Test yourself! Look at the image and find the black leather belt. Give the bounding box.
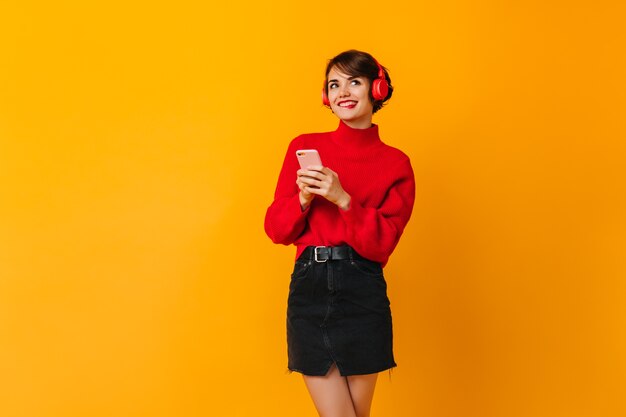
[299,245,369,263]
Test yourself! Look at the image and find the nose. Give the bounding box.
[338,83,350,97]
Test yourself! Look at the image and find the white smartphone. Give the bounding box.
[296,149,323,169]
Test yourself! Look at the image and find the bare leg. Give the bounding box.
[346,372,378,417]
[302,363,357,417]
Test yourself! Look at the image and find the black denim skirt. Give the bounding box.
[287,246,396,376]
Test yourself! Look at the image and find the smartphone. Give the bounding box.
[296,149,323,169]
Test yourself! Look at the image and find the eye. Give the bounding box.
[329,82,338,89]
[351,79,361,85]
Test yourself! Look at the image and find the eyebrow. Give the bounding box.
[327,76,360,84]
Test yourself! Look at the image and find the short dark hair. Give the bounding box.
[324,49,393,114]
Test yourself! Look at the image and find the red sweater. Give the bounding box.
[265,120,415,266]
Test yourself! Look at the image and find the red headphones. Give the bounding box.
[322,58,389,106]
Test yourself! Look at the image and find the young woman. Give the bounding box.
[265,50,415,417]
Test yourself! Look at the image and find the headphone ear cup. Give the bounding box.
[322,88,330,106]
[371,78,389,101]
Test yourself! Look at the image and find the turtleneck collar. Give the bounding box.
[331,120,382,149]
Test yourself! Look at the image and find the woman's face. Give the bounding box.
[327,67,374,129]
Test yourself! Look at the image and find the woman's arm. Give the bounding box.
[339,158,416,263]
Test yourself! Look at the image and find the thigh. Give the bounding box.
[346,373,378,417]
[302,363,356,417]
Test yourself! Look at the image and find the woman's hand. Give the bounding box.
[296,169,315,210]
[296,165,351,211]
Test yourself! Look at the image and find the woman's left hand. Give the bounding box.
[297,165,351,211]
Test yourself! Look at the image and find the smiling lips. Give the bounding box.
[338,100,357,109]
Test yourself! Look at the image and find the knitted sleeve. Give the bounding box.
[339,157,415,264]
[264,137,310,245]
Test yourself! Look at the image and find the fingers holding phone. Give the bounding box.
[295,150,351,211]
[309,167,351,210]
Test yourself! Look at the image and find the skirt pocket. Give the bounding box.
[349,258,383,277]
[291,260,313,280]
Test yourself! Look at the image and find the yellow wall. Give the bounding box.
[1,1,625,416]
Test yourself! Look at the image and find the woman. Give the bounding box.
[264,50,415,417]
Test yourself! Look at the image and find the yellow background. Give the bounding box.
[1,1,625,416]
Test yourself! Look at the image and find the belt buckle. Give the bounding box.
[314,246,328,263]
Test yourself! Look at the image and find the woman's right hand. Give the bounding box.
[296,167,319,210]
